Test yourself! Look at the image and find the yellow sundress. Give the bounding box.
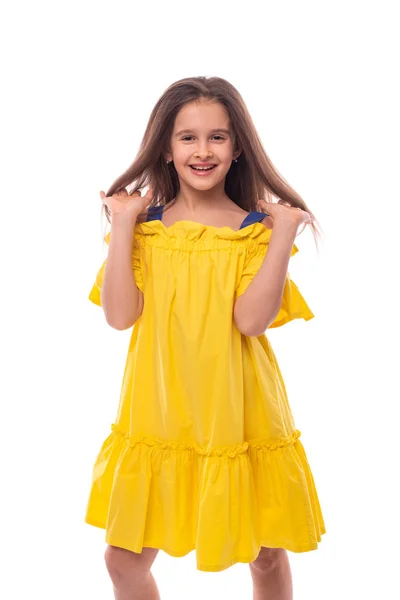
[85,207,326,572]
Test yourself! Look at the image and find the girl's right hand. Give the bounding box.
[100,187,154,221]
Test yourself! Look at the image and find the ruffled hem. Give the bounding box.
[267,276,315,328]
[109,423,301,456]
[85,424,326,572]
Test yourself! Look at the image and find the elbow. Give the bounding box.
[105,302,143,330]
[235,321,267,337]
[104,313,138,330]
[107,319,136,331]
[233,308,266,337]
[101,289,143,330]
[233,298,278,337]
[102,305,141,330]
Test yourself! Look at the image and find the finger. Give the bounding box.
[303,212,314,224]
[256,199,268,209]
[113,188,129,197]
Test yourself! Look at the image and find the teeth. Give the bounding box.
[192,166,214,170]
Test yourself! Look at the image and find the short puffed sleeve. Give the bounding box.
[88,231,144,307]
[235,242,314,328]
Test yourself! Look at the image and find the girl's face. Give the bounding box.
[166,99,241,191]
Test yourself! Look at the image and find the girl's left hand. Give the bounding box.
[256,198,314,229]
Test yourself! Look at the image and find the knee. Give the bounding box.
[104,545,133,583]
[104,545,158,585]
[249,546,286,575]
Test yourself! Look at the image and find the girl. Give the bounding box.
[85,76,325,600]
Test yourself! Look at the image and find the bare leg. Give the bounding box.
[249,547,293,600]
[104,545,161,600]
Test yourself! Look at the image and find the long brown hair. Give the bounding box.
[102,76,321,245]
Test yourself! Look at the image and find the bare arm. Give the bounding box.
[101,214,143,330]
[233,222,298,336]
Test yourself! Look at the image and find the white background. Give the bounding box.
[1,1,399,598]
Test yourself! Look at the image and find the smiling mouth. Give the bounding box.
[189,165,217,171]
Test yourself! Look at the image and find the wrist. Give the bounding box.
[111,213,138,229]
[271,220,299,238]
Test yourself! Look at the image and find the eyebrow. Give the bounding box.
[174,128,231,137]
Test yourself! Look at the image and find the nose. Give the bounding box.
[194,141,213,158]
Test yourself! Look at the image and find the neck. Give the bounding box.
[173,181,233,215]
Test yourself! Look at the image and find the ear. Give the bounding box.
[233,146,242,161]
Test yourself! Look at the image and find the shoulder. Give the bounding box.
[234,206,273,230]
[242,210,273,230]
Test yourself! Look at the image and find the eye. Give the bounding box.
[181,135,225,141]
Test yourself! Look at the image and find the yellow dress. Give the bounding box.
[85,211,326,572]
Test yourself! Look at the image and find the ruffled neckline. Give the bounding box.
[134,218,274,242]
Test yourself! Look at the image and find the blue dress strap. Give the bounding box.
[146,204,164,222]
[239,210,268,229]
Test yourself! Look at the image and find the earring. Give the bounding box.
[234,159,238,163]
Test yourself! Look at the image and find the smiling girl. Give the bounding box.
[85,76,325,600]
